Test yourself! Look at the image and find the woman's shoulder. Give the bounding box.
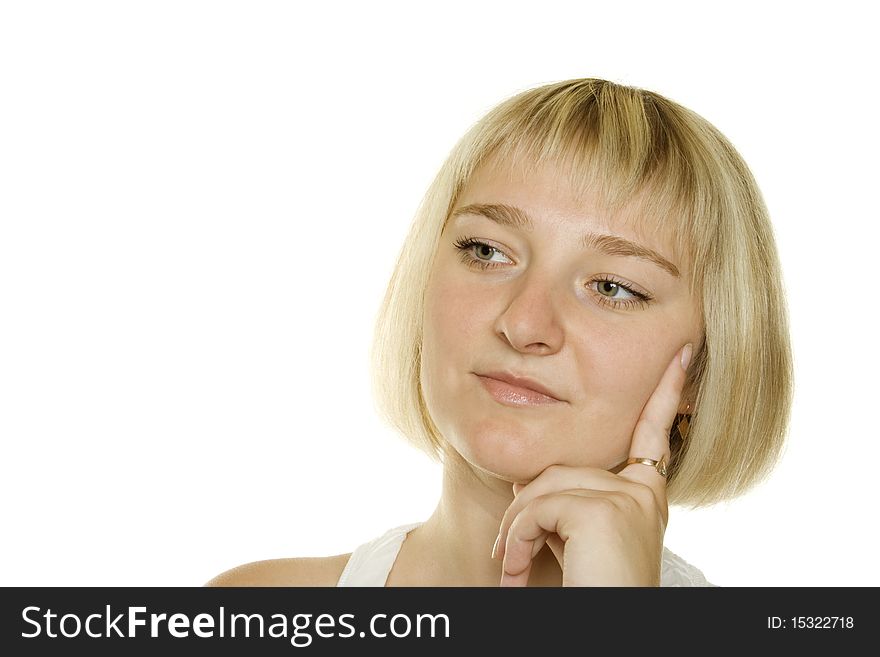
[205,552,353,587]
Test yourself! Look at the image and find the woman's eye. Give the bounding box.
[591,279,651,310]
[451,236,653,310]
[452,237,512,270]
[595,280,636,301]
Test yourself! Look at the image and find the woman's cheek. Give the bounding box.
[610,342,671,408]
[435,277,491,339]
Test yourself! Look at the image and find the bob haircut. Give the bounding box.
[370,78,793,509]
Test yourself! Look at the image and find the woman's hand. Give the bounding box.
[492,342,693,587]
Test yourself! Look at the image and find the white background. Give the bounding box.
[1,1,877,587]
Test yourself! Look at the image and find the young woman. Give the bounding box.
[207,78,793,587]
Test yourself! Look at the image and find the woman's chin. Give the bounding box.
[445,422,625,481]
[450,427,554,482]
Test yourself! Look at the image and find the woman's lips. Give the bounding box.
[475,374,564,407]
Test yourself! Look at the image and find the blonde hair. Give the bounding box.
[369,78,793,509]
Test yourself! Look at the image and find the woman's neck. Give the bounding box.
[386,452,563,587]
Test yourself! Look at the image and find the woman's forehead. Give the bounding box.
[456,152,682,264]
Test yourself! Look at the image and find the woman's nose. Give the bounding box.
[492,273,565,354]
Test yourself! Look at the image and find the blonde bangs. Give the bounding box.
[448,80,725,303]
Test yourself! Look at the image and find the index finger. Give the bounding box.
[619,342,693,490]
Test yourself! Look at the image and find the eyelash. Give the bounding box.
[452,236,654,310]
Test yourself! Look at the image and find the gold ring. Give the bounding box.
[625,456,668,477]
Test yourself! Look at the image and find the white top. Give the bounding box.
[337,522,717,587]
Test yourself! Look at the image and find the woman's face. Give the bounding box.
[419,154,704,483]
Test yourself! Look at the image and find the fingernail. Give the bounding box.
[681,343,693,372]
[491,533,501,560]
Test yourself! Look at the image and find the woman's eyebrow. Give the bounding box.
[450,202,680,278]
